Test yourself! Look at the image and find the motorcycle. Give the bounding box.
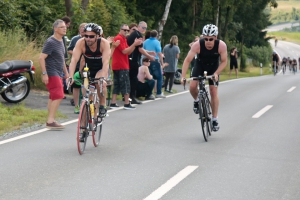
[0,60,35,103]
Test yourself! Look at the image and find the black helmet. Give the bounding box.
[84,23,102,35]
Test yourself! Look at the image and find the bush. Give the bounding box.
[245,45,272,67]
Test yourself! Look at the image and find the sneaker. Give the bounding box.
[70,99,75,106]
[110,103,119,108]
[124,103,136,110]
[165,89,169,93]
[212,120,220,132]
[74,105,80,114]
[145,94,155,100]
[156,94,166,98]
[168,90,174,93]
[98,106,107,118]
[46,121,64,129]
[193,101,199,114]
[79,131,86,142]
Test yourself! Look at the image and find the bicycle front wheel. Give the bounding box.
[92,117,102,147]
[204,92,212,136]
[77,101,89,155]
[199,98,209,142]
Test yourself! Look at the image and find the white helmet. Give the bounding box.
[202,24,218,36]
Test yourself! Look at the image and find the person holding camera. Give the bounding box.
[229,47,238,78]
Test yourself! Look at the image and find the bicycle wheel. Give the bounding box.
[204,92,212,136]
[77,101,89,155]
[198,97,209,142]
[92,117,102,147]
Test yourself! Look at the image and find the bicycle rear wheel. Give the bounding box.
[92,117,102,147]
[199,98,209,142]
[77,101,89,155]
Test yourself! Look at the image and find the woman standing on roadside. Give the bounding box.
[163,35,180,93]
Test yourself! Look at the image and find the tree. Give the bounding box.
[157,0,172,41]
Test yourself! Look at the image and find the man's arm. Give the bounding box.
[181,42,199,81]
[122,38,142,55]
[100,39,111,79]
[139,47,155,61]
[214,40,228,81]
[69,38,84,78]
[39,53,49,84]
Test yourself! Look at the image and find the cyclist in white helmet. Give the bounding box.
[181,24,227,132]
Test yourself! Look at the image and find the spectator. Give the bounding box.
[136,57,155,100]
[110,24,143,110]
[67,23,87,113]
[229,47,238,78]
[39,19,69,129]
[143,30,167,98]
[129,23,138,35]
[163,35,180,93]
[127,21,154,104]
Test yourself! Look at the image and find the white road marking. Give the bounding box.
[143,165,198,200]
[287,86,296,92]
[252,105,273,118]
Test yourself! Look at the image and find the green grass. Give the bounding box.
[267,31,300,44]
[0,103,66,136]
[268,0,300,24]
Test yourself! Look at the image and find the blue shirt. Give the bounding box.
[143,38,162,60]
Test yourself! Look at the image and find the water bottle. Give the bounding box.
[90,101,94,117]
[83,64,89,89]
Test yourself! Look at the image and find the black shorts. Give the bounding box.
[191,65,219,86]
[230,62,238,69]
[112,70,130,95]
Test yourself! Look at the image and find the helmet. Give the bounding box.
[73,71,82,86]
[84,23,102,35]
[174,69,182,84]
[202,24,218,36]
[272,51,276,54]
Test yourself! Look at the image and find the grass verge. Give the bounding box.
[268,31,300,44]
[0,103,66,136]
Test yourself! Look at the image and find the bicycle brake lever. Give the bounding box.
[183,78,186,90]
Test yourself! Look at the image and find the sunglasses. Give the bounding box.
[204,38,214,41]
[84,34,96,38]
[142,27,147,30]
[143,60,150,62]
[122,29,130,32]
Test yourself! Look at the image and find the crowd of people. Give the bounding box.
[39,16,226,132]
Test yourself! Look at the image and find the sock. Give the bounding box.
[194,98,199,102]
[212,117,218,121]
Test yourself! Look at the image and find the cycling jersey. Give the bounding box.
[82,38,103,77]
[272,54,279,62]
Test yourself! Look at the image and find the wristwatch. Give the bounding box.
[42,71,47,75]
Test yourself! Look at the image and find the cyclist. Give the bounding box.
[68,23,111,118]
[288,57,292,71]
[181,24,228,132]
[292,58,297,73]
[271,51,279,74]
[281,56,287,73]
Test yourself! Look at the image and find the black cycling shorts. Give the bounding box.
[191,65,219,86]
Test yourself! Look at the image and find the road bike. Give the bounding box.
[184,71,215,142]
[68,68,106,155]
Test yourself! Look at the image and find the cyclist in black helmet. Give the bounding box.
[68,23,110,118]
[181,24,228,132]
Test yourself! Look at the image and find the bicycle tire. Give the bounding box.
[77,101,89,155]
[92,117,102,147]
[204,91,212,136]
[199,97,209,142]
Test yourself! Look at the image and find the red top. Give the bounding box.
[112,34,129,70]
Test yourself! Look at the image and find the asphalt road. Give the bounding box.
[1,70,300,200]
[264,22,299,32]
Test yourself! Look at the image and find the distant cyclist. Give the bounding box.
[68,23,111,118]
[292,58,297,73]
[281,57,287,73]
[181,24,228,132]
[271,51,279,73]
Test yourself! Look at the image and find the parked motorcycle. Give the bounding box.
[0,60,35,103]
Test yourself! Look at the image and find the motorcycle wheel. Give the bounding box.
[1,79,31,103]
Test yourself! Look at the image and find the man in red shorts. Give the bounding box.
[39,19,69,129]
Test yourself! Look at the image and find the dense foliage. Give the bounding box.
[0,0,279,68]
